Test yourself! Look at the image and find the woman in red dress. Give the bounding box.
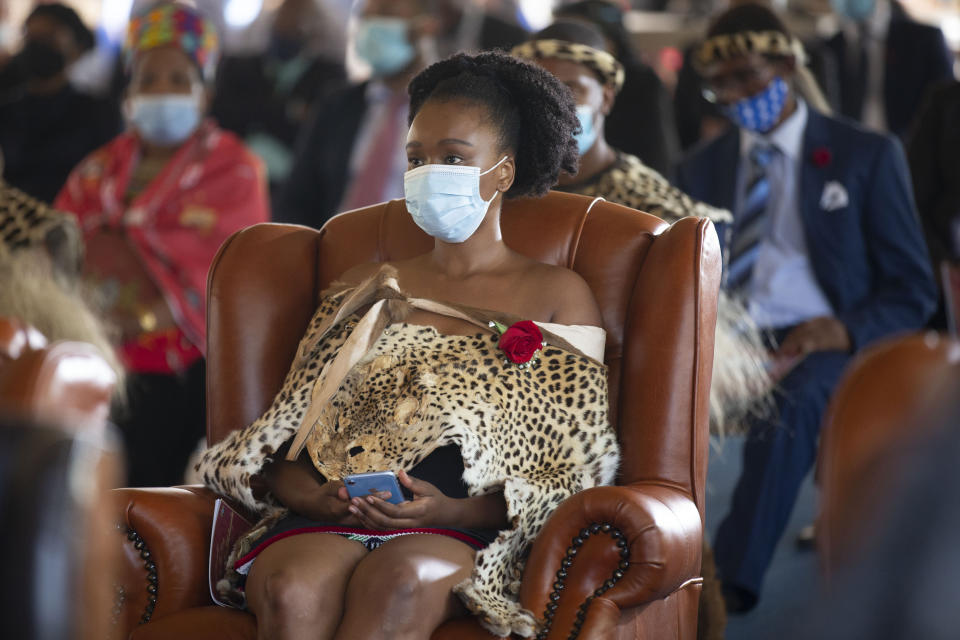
[55,3,269,486]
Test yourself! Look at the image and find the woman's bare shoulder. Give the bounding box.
[524,261,602,327]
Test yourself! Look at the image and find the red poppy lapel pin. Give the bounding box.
[811,147,832,168]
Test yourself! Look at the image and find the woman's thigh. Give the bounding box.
[336,535,476,639]
[245,532,367,618]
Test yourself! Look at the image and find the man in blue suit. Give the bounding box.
[677,4,937,613]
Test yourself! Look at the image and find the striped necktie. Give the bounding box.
[725,144,776,294]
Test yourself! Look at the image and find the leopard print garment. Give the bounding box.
[560,152,771,435]
[197,275,619,637]
[558,151,732,226]
[0,179,83,275]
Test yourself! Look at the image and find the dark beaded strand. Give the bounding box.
[111,524,159,625]
[535,523,630,640]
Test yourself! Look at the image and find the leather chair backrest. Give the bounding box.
[818,332,960,573]
[206,191,720,517]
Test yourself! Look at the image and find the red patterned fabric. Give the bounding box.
[55,120,269,372]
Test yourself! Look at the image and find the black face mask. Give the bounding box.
[17,40,67,79]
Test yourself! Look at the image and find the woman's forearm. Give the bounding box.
[451,492,509,530]
[263,456,324,516]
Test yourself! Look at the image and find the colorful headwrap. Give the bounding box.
[512,39,625,94]
[124,3,219,81]
[692,30,806,73]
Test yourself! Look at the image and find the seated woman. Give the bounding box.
[197,52,620,639]
[54,3,269,487]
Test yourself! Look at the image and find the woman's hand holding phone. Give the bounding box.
[347,470,455,530]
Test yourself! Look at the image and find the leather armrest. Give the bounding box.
[113,485,219,634]
[519,483,702,636]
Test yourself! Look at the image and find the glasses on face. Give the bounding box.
[700,64,775,104]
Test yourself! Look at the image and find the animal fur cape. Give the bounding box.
[197,269,620,637]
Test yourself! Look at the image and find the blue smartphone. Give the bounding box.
[344,471,406,505]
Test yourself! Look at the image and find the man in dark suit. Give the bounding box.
[678,4,936,613]
[823,0,953,138]
[211,0,346,206]
[277,0,435,227]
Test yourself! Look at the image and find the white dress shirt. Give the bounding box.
[737,99,835,328]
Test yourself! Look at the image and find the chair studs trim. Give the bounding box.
[116,524,159,625]
[535,522,630,640]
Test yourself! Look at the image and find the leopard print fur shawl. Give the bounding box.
[197,271,620,637]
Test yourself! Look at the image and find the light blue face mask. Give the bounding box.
[574,104,600,155]
[128,94,201,146]
[830,0,876,21]
[720,76,789,134]
[404,156,509,243]
[355,17,415,77]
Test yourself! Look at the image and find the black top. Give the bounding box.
[0,85,121,203]
[211,54,346,151]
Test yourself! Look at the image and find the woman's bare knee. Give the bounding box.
[259,567,332,622]
[246,534,367,639]
[336,536,474,640]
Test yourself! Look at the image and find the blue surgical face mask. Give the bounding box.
[574,104,600,155]
[720,76,789,134]
[830,0,876,21]
[404,156,509,243]
[355,17,415,77]
[128,93,202,146]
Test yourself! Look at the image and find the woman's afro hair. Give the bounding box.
[407,51,580,199]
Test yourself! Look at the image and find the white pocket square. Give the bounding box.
[819,181,849,212]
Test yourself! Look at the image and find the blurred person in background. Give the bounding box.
[54,2,270,487]
[906,79,960,330]
[432,0,529,57]
[0,3,121,203]
[211,0,348,205]
[553,0,681,177]
[822,0,953,138]
[278,0,439,227]
[678,3,936,613]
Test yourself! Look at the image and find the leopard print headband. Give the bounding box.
[512,39,626,94]
[693,30,807,72]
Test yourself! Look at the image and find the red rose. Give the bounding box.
[498,320,544,364]
[811,147,832,168]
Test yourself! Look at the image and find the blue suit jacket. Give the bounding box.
[677,108,936,350]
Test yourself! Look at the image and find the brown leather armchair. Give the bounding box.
[112,191,720,640]
[0,316,117,432]
[817,332,960,576]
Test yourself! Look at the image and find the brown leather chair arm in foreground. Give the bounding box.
[521,484,702,638]
[112,486,219,634]
[0,316,116,431]
[816,332,960,577]
[111,192,720,640]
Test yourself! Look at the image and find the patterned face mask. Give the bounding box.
[720,76,789,134]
